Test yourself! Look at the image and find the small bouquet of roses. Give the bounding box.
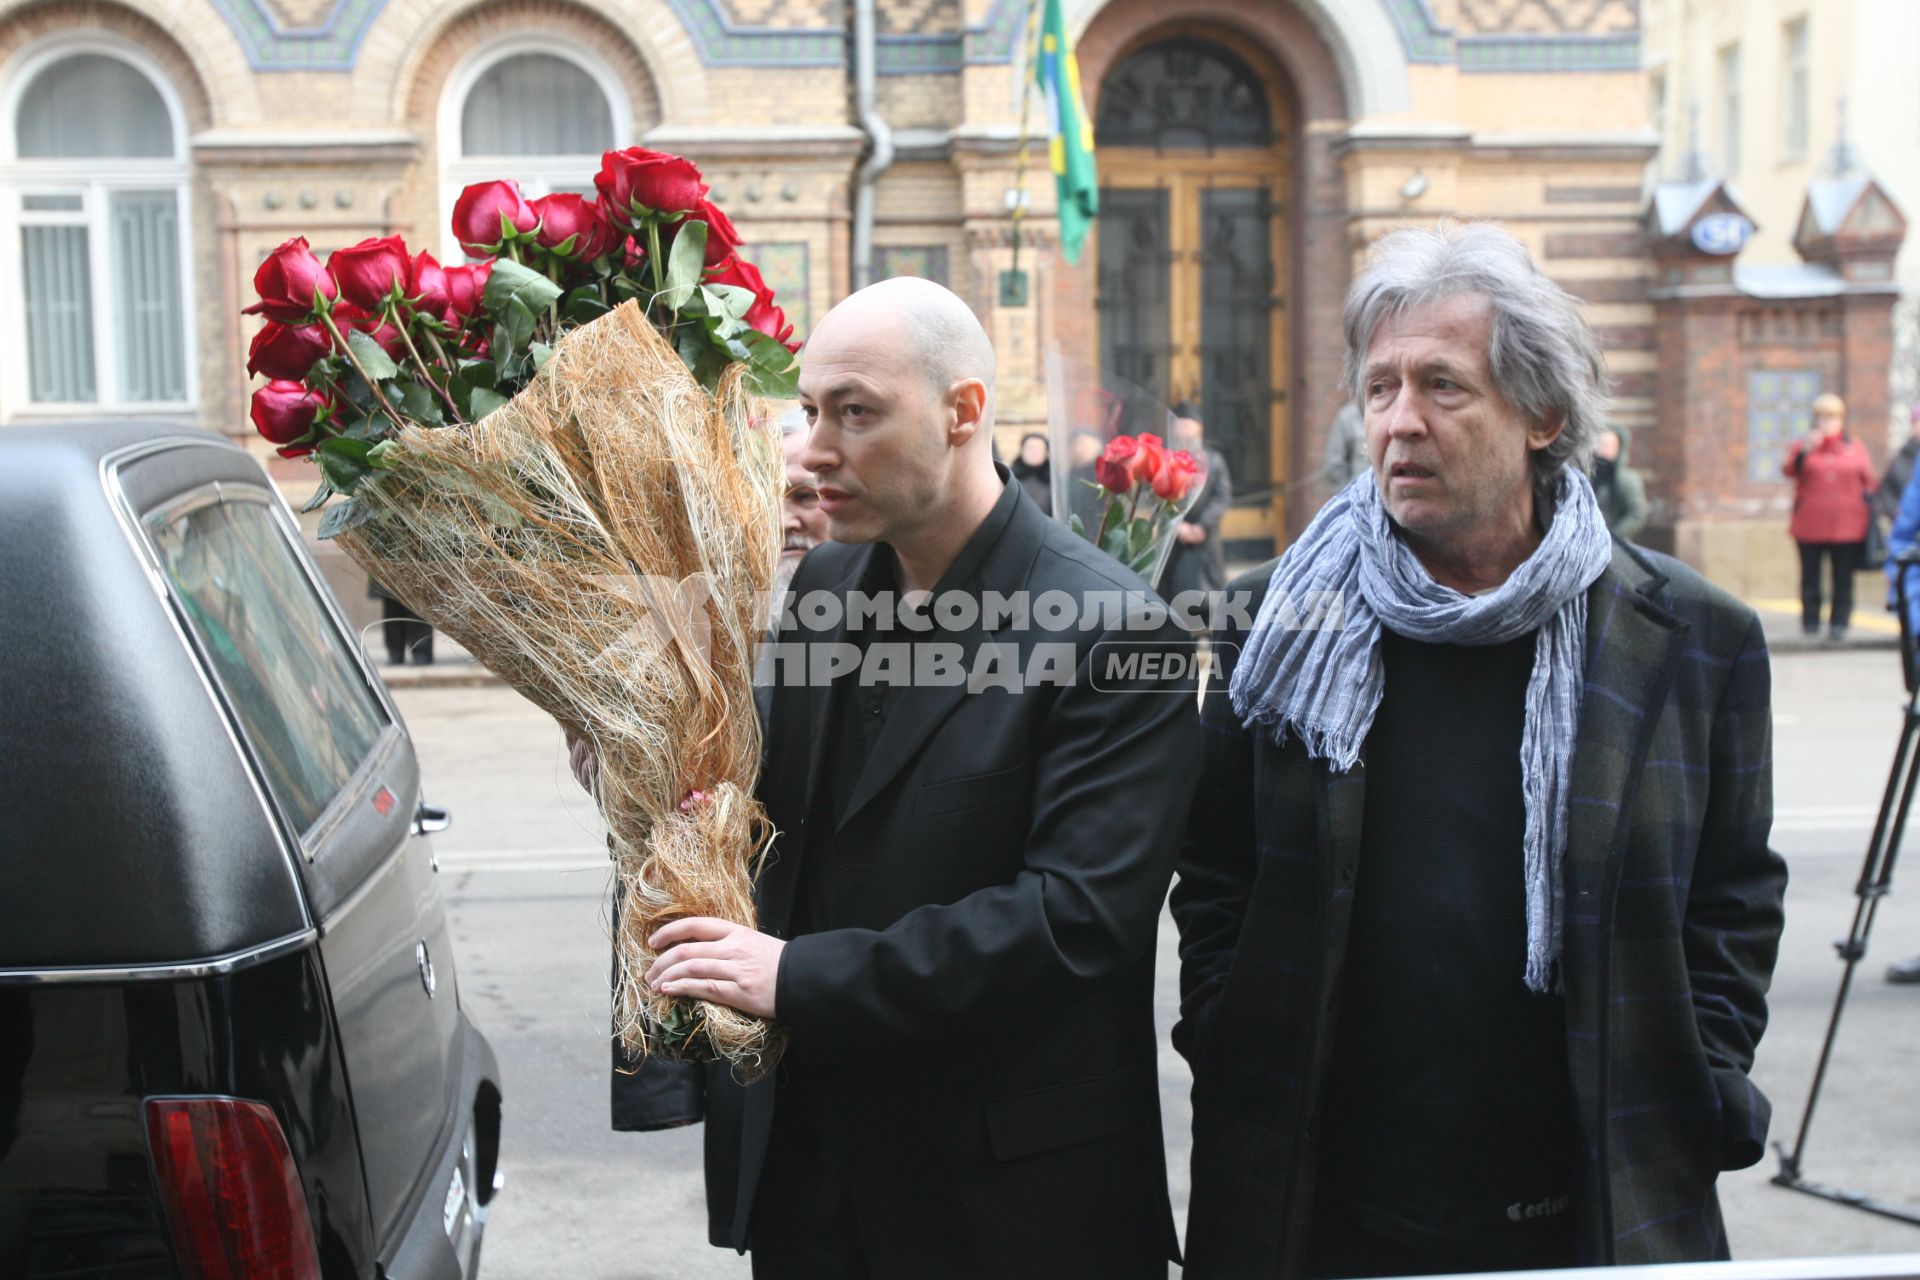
[1043,353,1208,589]
[1074,431,1206,584]
[242,148,799,1079]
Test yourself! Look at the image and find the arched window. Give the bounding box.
[440,43,629,260]
[2,43,193,410]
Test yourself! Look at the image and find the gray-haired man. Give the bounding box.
[1175,223,1786,1276]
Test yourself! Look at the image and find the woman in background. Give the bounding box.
[1783,393,1875,640]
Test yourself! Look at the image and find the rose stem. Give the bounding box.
[318,311,408,431]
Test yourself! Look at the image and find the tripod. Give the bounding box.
[1771,549,1920,1227]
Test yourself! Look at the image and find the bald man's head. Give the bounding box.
[809,276,996,420]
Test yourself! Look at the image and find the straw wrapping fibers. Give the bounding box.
[335,301,786,1080]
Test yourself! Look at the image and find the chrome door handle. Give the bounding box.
[412,803,451,836]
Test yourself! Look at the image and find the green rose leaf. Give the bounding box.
[300,481,331,513]
[317,449,371,494]
[346,329,399,381]
[366,439,400,470]
[484,256,564,324]
[395,380,444,424]
[530,342,554,373]
[317,495,373,540]
[468,386,509,421]
[706,283,756,322]
[659,219,707,309]
[565,294,612,326]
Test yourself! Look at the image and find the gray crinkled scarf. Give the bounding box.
[1229,467,1616,992]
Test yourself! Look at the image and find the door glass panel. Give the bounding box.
[1199,186,1272,495]
[145,498,387,834]
[1096,186,1172,407]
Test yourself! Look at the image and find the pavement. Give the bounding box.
[391,638,1920,1278]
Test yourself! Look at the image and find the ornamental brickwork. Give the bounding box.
[0,0,1907,592]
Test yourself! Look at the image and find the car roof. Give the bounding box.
[0,421,310,972]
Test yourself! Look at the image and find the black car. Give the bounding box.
[0,422,501,1278]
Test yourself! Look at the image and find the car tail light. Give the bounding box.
[144,1097,322,1280]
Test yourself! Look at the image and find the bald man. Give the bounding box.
[644,278,1200,1277]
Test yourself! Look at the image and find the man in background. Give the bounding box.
[1162,402,1232,608]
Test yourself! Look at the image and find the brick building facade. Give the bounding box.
[0,0,1905,585]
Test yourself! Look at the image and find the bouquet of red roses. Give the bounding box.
[242,148,798,1079]
[1079,431,1206,584]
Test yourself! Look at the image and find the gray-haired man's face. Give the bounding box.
[1361,294,1560,554]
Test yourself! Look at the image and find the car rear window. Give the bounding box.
[145,494,387,834]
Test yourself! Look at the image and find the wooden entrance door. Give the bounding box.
[1094,35,1291,551]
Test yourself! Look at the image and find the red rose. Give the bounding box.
[692,199,743,269]
[1133,432,1167,484]
[622,236,645,270]
[595,147,707,225]
[452,180,537,257]
[530,193,619,262]
[246,321,332,380]
[330,303,408,362]
[328,236,410,310]
[409,251,449,320]
[1095,436,1142,493]
[709,256,793,345]
[1153,449,1202,502]
[442,261,491,320]
[250,380,329,445]
[242,236,336,323]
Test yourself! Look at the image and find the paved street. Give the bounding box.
[396,639,1920,1279]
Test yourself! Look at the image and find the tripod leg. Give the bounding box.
[1777,689,1920,1178]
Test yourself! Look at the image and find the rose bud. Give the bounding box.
[1095,436,1143,494]
[708,256,793,345]
[442,261,492,320]
[452,179,538,257]
[246,321,332,381]
[242,236,337,323]
[1153,449,1202,502]
[531,193,619,262]
[622,236,646,270]
[594,147,707,225]
[692,199,743,269]
[250,380,329,445]
[409,251,449,319]
[328,235,411,311]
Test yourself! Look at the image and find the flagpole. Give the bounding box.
[1009,0,1042,281]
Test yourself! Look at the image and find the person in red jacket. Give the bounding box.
[1784,393,1877,639]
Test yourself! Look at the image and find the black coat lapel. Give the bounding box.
[835,499,1046,829]
[756,546,870,935]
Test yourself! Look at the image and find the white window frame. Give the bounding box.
[0,33,196,419]
[1781,17,1809,163]
[437,37,632,263]
[1718,42,1742,178]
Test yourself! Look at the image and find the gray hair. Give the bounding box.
[1342,222,1609,488]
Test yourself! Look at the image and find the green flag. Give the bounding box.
[1034,0,1098,263]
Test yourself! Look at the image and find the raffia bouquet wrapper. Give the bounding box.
[333,300,786,1080]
